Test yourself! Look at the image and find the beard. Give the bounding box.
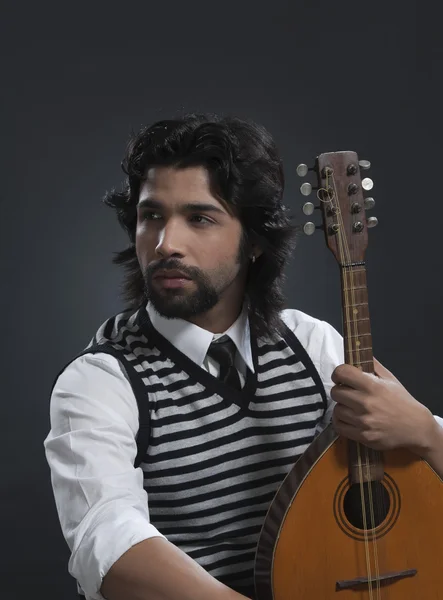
[142,257,236,320]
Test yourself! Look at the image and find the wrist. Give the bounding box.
[413,412,443,462]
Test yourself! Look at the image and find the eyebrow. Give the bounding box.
[137,198,227,216]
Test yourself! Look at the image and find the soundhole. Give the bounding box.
[343,482,390,530]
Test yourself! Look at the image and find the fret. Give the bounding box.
[343,302,368,308]
[352,360,373,365]
[344,317,370,324]
[342,268,366,273]
[346,348,372,362]
[343,285,366,291]
[344,350,373,357]
[348,332,372,339]
[343,328,372,344]
[342,293,369,304]
[346,348,373,356]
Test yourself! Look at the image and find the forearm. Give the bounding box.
[101,537,251,600]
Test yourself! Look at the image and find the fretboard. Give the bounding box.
[340,264,382,482]
[340,264,374,374]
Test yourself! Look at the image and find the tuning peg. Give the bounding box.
[303,222,324,235]
[296,163,309,177]
[362,178,374,191]
[302,201,317,215]
[364,197,375,210]
[367,216,378,228]
[359,160,371,170]
[300,182,313,196]
[303,222,316,235]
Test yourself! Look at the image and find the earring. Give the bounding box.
[251,255,256,264]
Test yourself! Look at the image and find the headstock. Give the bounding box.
[297,151,378,265]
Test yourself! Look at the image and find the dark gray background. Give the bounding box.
[1,1,438,598]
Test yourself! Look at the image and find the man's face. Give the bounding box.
[135,165,248,320]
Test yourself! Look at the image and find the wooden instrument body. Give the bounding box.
[255,424,443,599]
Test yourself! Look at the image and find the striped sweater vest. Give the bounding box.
[74,306,327,598]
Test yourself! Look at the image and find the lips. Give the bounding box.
[155,277,192,290]
[152,269,193,290]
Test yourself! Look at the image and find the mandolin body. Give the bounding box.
[254,425,443,599]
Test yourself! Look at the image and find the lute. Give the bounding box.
[254,151,443,599]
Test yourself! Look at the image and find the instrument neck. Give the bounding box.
[340,263,383,481]
[340,263,374,374]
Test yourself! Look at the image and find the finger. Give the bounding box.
[373,357,398,382]
[332,411,361,441]
[331,364,375,392]
[332,411,383,450]
[333,404,362,426]
[330,384,368,413]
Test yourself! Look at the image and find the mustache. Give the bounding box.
[145,259,200,280]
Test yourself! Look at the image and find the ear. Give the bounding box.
[250,244,263,260]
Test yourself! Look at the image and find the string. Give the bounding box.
[331,171,382,600]
[328,172,382,600]
[320,170,382,599]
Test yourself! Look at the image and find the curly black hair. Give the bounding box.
[104,113,298,339]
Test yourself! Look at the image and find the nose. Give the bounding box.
[155,220,185,259]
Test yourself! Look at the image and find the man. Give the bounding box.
[44,114,443,600]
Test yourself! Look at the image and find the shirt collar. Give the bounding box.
[146,302,254,373]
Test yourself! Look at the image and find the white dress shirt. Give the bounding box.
[149,300,255,387]
[44,305,443,599]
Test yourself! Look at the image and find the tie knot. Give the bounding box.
[207,335,237,368]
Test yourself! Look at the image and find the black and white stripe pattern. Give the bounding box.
[84,307,326,597]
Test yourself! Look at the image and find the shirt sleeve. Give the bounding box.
[280,309,344,433]
[314,319,345,431]
[44,353,165,600]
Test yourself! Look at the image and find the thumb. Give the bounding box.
[374,357,398,382]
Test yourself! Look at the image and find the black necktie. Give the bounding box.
[206,335,242,391]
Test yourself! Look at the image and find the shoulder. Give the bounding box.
[280,307,326,329]
[53,352,134,400]
[62,305,147,380]
[280,308,341,340]
[50,352,138,436]
[90,306,142,347]
[49,310,144,436]
[63,352,129,379]
[280,308,344,372]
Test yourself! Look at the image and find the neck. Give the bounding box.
[341,263,374,373]
[340,263,383,482]
[187,297,245,334]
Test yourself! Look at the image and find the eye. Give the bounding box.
[189,215,214,225]
[141,211,162,221]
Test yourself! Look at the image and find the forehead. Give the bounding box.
[140,166,212,199]
[138,165,235,216]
